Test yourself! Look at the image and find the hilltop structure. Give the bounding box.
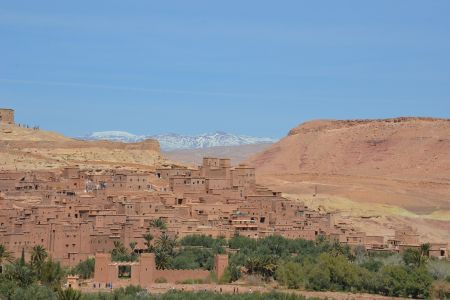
[0,108,14,125]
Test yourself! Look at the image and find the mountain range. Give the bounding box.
[82,131,276,151]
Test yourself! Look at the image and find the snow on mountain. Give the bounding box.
[83,131,146,143]
[82,131,276,151]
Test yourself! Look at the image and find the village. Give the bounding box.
[0,108,448,293]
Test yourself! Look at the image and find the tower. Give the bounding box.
[0,108,14,125]
[214,254,229,280]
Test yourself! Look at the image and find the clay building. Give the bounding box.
[94,253,228,287]
[0,108,14,125]
[0,156,448,270]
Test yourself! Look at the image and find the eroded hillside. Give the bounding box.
[248,117,450,242]
[0,124,167,171]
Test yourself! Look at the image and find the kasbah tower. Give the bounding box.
[0,108,15,125]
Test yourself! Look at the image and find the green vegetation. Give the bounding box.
[111,240,139,262]
[70,258,95,279]
[80,287,322,300]
[149,218,167,231]
[0,236,448,299]
[0,245,65,300]
[223,235,435,298]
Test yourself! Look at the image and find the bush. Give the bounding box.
[177,278,205,284]
[306,266,331,291]
[154,277,167,283]
[70,257,95,279]
[171,248,214,270]
[275,261,304,289]
[428,259,450,281]
[432,281,450,300]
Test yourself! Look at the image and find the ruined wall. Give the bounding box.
[0,109,14,124]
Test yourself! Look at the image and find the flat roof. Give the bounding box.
[0,108,14,111]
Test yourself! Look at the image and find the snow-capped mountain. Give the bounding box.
[82,131,276,151]
[83,131,146,143]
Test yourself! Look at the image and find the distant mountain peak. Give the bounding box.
[82,131,276,151]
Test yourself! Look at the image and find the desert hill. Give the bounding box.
[248,117,450,242]
[0,124,166,171]
[164,143,273,166]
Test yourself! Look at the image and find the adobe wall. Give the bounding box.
[0,109,14,125]
[94,252,219,287]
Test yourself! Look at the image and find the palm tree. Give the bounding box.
[129,241,137,252]
[245,256,260,274]
[31,245,48,275]
[0,244,13,265]
[154,248,170,270]
[19,247,26,266]
[156,232,176,255]
[150,218,167,230]
[57,288,81,300]
[111,241,129,261]
[143,233,154,253]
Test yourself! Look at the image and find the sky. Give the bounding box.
[1,1,450,138]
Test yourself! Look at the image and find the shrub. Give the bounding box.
[70,257,95,279]
[275,261,304,289]
[431,281,450,300]
[177,278,205,284]
[428,259,450,280]
[306,266,331,291]
[154,277,167,283]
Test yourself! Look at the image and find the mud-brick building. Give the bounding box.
[94,253,228,287]
[0,108,14,125]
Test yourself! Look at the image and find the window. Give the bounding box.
[118,265,131,278]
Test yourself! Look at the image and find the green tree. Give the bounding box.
[129,241,137,252]
[0,244,14,265]
[156,233,176,256]
[402,248,422,268]
[39,258,65,289]
[419,243,430,266]
[155,248,171,270]
[111,241,130,261]
[19,248,26,266]
[31,245,48,277]
[150,218,167,230]
[3,261,35,288]
[306,266,331,291]
[275,261,304,289]
[143,233,154,253]
[71,258,95,279]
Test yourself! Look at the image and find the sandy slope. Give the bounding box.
[0,124,166,171]
[248,117,450,241]
[164,143,273,166]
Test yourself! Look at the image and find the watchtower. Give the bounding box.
[0,108,14,125]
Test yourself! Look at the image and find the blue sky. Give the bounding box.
[1,1,449,138]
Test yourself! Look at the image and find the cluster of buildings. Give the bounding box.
[0,107,448,287]
[0,156,447,269]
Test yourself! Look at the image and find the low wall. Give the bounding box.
[154,269,210,283]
